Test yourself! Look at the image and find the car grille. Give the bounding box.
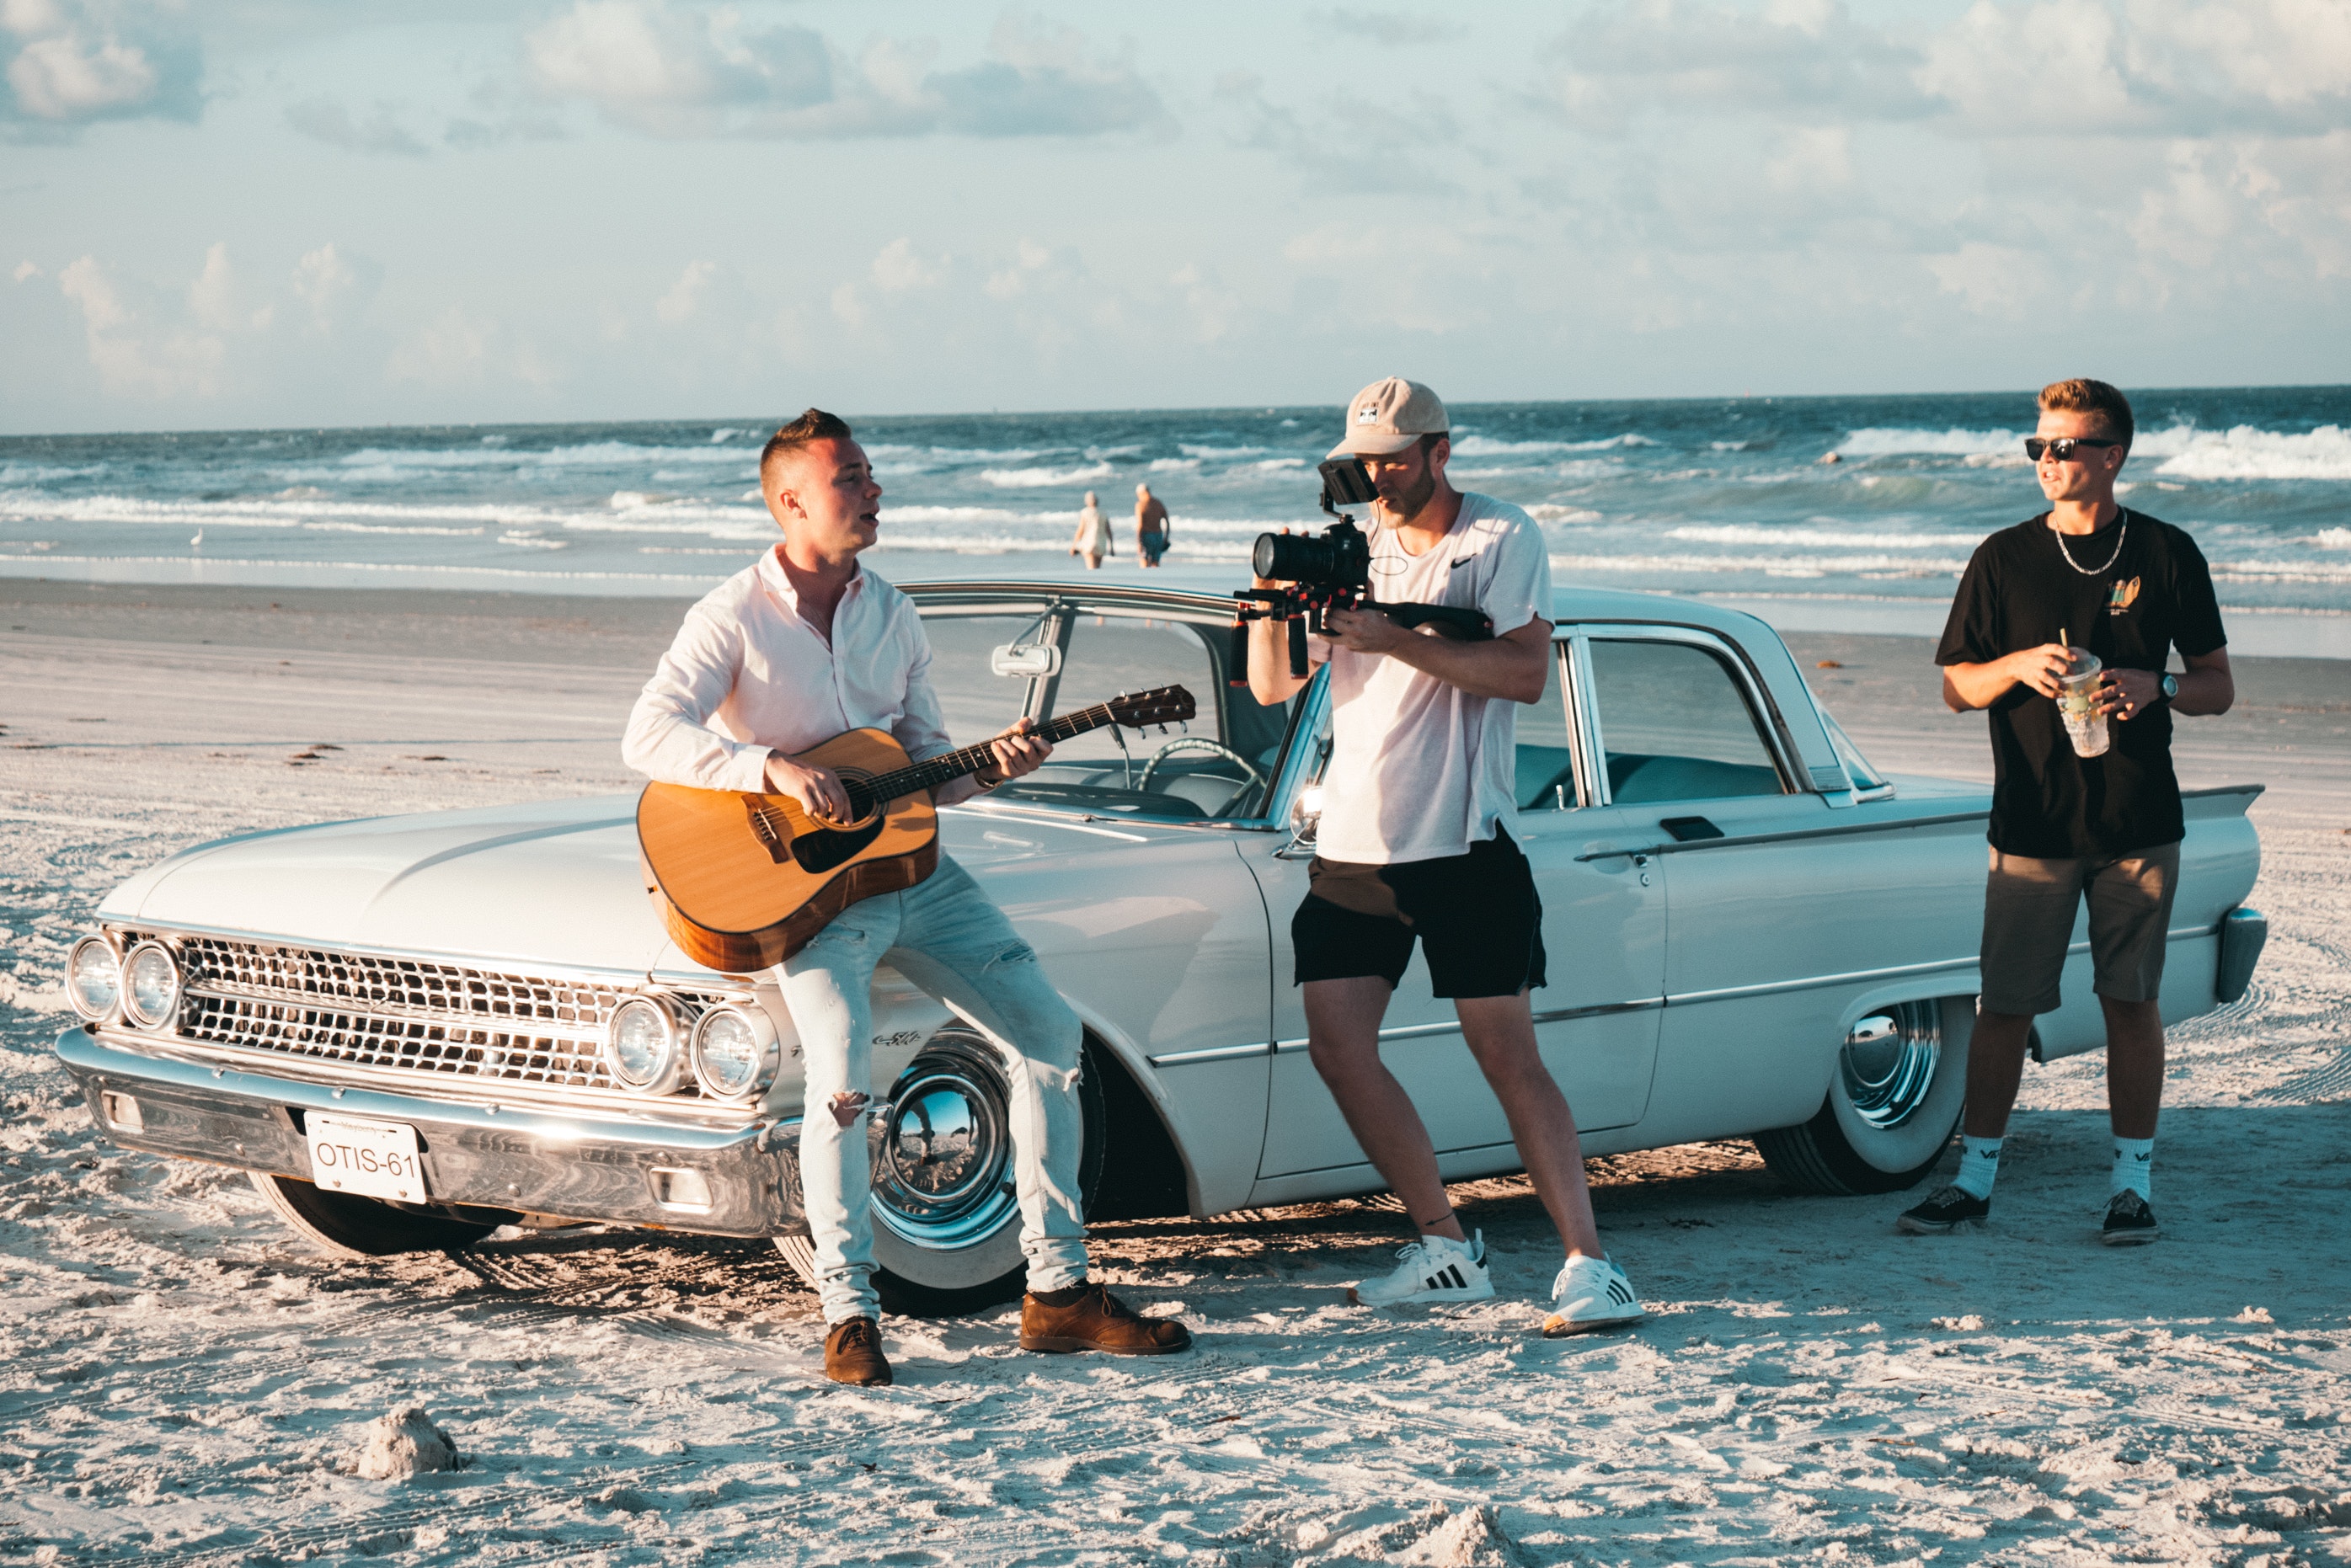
[157,933,731,1098]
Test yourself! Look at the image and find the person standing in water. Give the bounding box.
[1135,483,1171,568]
[1071,491,1111,569]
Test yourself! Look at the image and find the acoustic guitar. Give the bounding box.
[637,685,1198,973]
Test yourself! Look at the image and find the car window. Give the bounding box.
[1516,643,1578,810]
[1034,613,1286,820]
[1817,703,1888,793]
[1589,637,1786,803]
[919,614,1055,739]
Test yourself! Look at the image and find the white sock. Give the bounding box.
[1952,1136,2002,1200]
[2113,1137,2154,1199]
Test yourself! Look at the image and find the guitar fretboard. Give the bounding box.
[843,700,1125,814]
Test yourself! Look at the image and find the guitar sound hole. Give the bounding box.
[793,817,887,874]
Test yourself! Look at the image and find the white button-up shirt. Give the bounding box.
[622,547,952,793]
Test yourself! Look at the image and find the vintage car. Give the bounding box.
[55,579,2268,1311]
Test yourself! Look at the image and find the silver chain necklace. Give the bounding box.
[2053,507,2128,576]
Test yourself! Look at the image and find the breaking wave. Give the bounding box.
[1451,433,1654,456]
[2141,423,2351,481]
[979,463,1116,488]
[336,441,761,471]
[1835,426,2020,457]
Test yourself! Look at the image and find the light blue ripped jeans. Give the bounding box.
[778,854,1091,1325]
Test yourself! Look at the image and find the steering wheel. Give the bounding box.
[1135,737,1266,794]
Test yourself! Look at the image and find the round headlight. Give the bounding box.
[605,997,681,1092]
[692,1005,779,1102]
[121,941,181,1029]
[67,936,122,1021]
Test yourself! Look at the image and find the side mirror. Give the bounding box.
[990,643,1061,679]
[1274,784,1324,860]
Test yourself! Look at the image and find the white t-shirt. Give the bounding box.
[1308,492,1553,866]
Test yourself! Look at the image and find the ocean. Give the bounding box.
[4,386,2348,652]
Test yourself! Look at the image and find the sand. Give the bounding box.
[3,581,2348,1566]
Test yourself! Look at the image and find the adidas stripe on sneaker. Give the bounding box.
[1348,1230,1495,1307]
[1542,1254,1643,1336]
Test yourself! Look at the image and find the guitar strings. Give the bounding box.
[836,690,1178,818]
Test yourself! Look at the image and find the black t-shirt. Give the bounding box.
[1935,509,2225,859]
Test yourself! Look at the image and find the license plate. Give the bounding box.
[305,1112,428,1203]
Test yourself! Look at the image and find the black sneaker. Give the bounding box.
[1897,1185,1990,1234]
[2100,1190,2159,1246]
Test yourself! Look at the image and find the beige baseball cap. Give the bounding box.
[1327,376,1449,460]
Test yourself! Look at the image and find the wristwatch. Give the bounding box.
[2158,673,2178,705]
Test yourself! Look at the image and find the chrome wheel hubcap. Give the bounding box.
[869,1036,1018,1251]
[1840,1000,1942,1130]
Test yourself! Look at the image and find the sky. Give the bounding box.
[3,0,2348,434]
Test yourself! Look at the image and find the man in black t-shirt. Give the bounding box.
[1901,378,2234,1246]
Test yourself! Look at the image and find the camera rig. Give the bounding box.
[1229,456,1495,682]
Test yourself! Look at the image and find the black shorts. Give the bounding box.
[1292,833,1547,999]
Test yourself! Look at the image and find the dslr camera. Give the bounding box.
[1230,457,1493,681]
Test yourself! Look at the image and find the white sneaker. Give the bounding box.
[1347,1230,1494,1307]
[1542,1254,1643,1336]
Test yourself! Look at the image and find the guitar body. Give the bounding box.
[633,685,1196,976]
[637,728,939,974]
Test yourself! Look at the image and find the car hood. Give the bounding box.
[99,793,1122,977]
[104,795,671,973]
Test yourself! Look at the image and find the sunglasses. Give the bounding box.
[2025,436,2120,463]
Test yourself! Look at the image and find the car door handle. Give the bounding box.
[1659,816,1724,842]
[1574,845,1657,865]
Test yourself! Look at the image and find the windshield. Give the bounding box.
[919,605,1297,821]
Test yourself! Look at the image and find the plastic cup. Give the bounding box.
[2055,650,2109,758]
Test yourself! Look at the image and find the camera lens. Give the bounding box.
[1253,531,1317,582]
[1253,524,1368,588]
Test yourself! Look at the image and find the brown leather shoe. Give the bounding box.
[824,1316,892,1386]
[1019,1283,1192,1356]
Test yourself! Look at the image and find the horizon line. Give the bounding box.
[5,380,2348,444]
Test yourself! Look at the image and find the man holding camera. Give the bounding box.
[1246,376,1643,1335]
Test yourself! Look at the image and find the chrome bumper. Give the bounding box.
[55,1025,806,1238]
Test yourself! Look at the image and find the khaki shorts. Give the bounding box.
[1979,843,2181,1016]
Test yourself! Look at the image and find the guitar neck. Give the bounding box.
[847,701,1125,809]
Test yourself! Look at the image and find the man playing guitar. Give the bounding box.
[622,408,1191,1385]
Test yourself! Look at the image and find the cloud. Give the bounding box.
[523,3,1164,140]
[2,0,199,134]
[285,97,430,157]
[985,237,1055,301]
[13,259,38,282]
[1504,0,2351,323]
[870,237,945,293]
[1544,0,1924,136]
[1215,69,1460,194]
[525,0,830,134]
[923,14,1165,137]
[387,305,553,388]
[186,241,270,333]
[1924,241,2052,317]
[1918,0,2351,136]
[655,259,716,323]
[55,251,230,397]
[1542,0,2351,140]
[290,243,380,333]
[1306,9,1468,47]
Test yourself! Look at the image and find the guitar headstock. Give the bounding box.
[1109,684,1198,728]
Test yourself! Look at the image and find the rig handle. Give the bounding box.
[1287,616,1309,679]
